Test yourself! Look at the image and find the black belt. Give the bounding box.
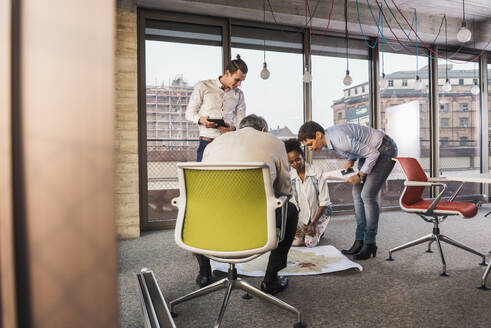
[378,135,390,149]
[199,136,214,142]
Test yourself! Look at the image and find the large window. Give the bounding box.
[311,35,370,207]
[379,52,431,205]
[231,48,303,134]
[438,58,480,197]
[141,16,224,228]
[231,25,303,135]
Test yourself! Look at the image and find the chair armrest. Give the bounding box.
[426,183,447,213]
[277,196,288,243]
[427,177,450,182]
[404,181,433,187]
[404,181,447,213]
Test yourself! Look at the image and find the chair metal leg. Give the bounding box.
[439,234,487,265]
[434,235,448,276]
[169,278,228,313]
[386,234,434,260]
[426,240,434,253]
[236,279,305,327]
[477,262,491,290]
[214,283,234,328]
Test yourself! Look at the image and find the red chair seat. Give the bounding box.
[403,200,478,218]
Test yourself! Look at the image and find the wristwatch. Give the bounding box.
[357,172,366,183]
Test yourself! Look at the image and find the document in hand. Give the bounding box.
[321,168,358,181]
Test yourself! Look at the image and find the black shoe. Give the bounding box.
[341,240,364,255]
[260,276,288,295]
[353,243,377,260]
[195,273,216,288]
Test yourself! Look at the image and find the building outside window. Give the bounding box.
[441,118,449,127]
[441,137,449,147]
[388,80,394,87]
[402,80,408,87]
[460,137,469,146]
[459,78,464,85]
[459,117,468,128]
[440,103,449,111]
[460,103,469,111]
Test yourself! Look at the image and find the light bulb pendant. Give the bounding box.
[379,73,388,89]
[343,70,353,86]
[415,75,423,90]
[260,62,270,80]
[471,83,480,95]
[442,79,452,92]
[457,22,472,43]
[303,69,312,83]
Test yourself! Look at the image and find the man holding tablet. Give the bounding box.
[185,55,248,161]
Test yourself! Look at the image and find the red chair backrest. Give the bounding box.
[395,157,427,206]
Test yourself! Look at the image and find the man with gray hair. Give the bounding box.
[193,114,298,295]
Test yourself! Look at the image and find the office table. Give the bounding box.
[440,173,491,290]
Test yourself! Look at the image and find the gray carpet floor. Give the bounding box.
[118,209,491,328]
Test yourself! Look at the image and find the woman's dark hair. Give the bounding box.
[225,54,248,74]
[284,138,304,158]
[298,121,325,142]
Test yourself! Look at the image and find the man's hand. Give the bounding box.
[342,160,354,171]
[346,174,361,185]
[218,123,235,134]
[198,116,218,128]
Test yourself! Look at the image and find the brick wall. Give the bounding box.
[115,0,139,239]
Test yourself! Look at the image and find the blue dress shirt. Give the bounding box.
[325,124,385,175]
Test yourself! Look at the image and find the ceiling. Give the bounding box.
[137,0,491,49]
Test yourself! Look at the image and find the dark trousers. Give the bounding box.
[196,139,212,162]
[195,202,299,277]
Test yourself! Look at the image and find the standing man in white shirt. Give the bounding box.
[185,54,248,161]
[197,114,299,295]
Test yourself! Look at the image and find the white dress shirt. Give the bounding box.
[185,78,246,139]
[290,163,331,225]
[202,127,291,197]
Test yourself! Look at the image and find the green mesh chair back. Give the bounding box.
[181,167,268,252]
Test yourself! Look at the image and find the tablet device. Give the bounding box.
[341,167,355,175]
[207,118,227,127]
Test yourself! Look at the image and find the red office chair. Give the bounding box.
[387,157,487,276]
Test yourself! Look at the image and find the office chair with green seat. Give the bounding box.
[170,162,306,328]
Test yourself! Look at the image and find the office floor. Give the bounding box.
[119,209,491,328]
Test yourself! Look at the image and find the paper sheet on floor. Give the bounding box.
[210,245,363,277]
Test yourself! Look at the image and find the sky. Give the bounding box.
[145,40,479,133]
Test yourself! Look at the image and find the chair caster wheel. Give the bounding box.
[440,272,448,277]
[293,322,307,328]
[242,293,253,300]
[386,257,394,261]
[425,250,433,253]
[476,285,490,290]
[170,312,178,318]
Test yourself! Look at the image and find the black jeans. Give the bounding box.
[195,202,299,276]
